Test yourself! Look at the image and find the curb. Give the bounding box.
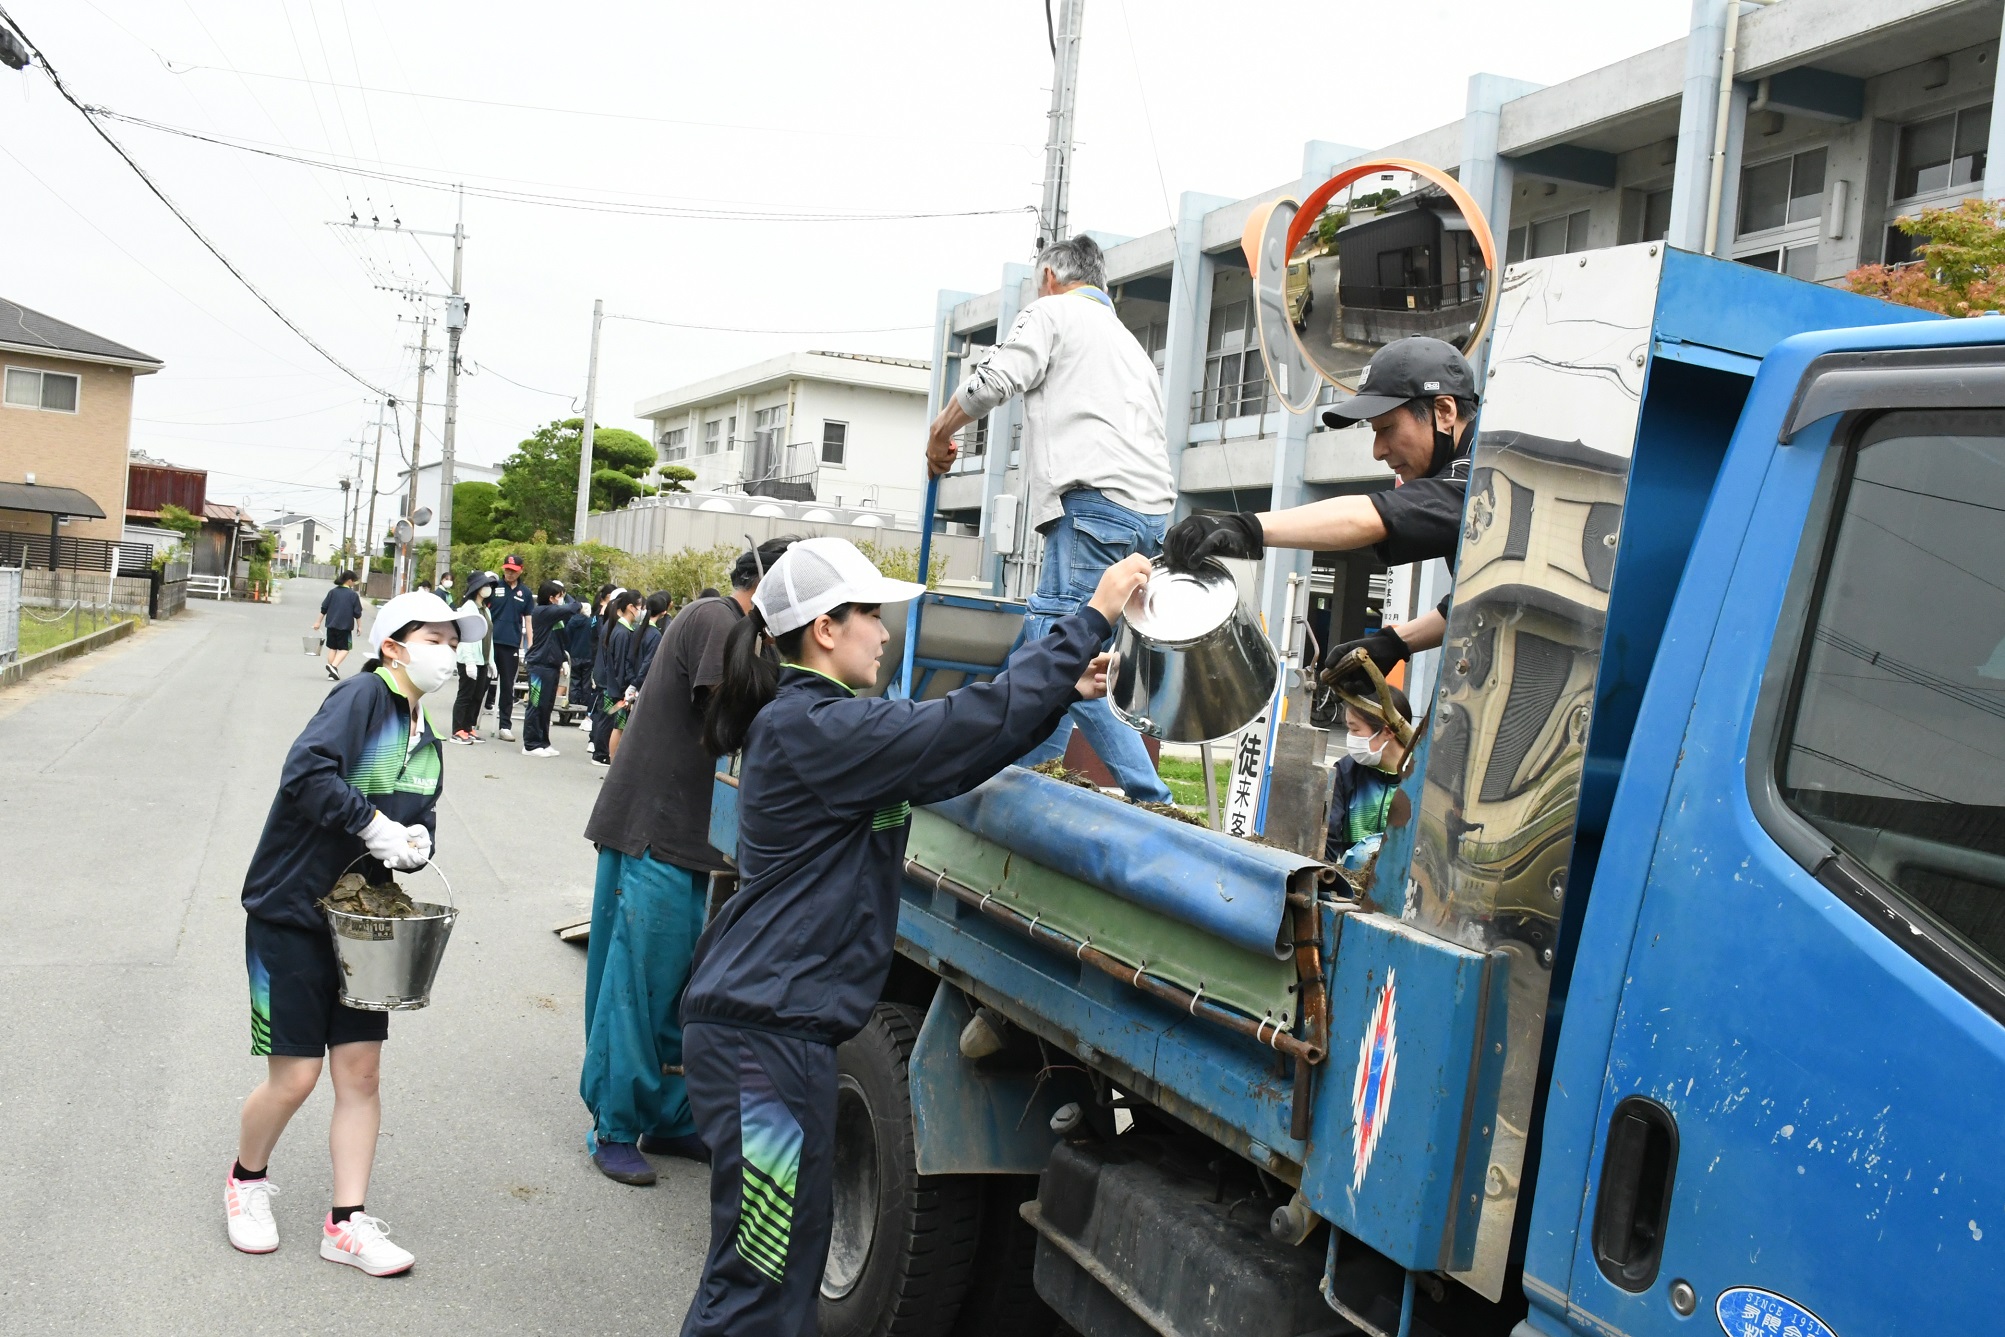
[0,618,138,690]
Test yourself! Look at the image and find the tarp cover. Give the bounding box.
[927,768,1316,959]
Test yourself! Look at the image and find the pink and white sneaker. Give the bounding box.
[224,1170,279,1254]
[320,1212,415,1276]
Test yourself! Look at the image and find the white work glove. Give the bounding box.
[361,811,427,872]
[404,824,434,867]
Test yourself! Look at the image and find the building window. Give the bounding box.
[821,420,848,467]
[1737,245,1818,279]
[1739,147,1826,236]
[726,415,737,451]
[661,427,687,462]
[3,367,80,413]
[701,419,721,455]
[1512,210,1590,265]
[1894,104,1990,203]
[1200,298,1269,422]
[1643,188,1673,243]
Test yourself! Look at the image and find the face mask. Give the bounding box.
[1345,730,1388,768]
[395,640,458,695]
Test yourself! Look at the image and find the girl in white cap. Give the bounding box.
[225,589,484,1277]
[674,537,1150,1335]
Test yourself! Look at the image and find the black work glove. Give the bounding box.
[1163,511,1264,571]
[1323,626,1410,688]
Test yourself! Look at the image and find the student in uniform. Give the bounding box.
[523,580,581,757]
[629,591,674,696]
[224,589,485,1276]
[312,571,366,681]
[1325,684,1413,871]
[592,589,644,768]
[567,584,614,735]
[675,537,1150,1336]
[450,572,500,745]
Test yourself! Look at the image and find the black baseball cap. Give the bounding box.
[1321,337,1478,427]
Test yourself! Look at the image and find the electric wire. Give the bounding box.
[606,313,931,335]
[0,5,391,397]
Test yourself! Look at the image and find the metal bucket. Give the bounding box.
[303,634,324,655]
[1110,560,1277,744]
[322,862,458,1012]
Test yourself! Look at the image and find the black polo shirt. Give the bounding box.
[1367,437,1473,569]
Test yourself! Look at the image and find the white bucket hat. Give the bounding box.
[368,589,489,652]
[752,537,925,636]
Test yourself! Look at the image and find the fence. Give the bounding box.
[0,532,154,575]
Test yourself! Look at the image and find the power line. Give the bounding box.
[92,107,1038,224]
[607,312,932,335]
[463,360,575,403]
[0,5,391,397]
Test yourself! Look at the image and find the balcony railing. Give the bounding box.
[1192,374,1281,425]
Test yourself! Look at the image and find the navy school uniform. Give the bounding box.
[675,605,1110,1337]
[240,668,443,1056]
[591,620,638,760]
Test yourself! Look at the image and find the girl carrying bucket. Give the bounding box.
[674,537,1151,1335]
[227,589,484,1276]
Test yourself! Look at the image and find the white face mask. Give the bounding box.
[394,640,458,695]
[1345,730,1389,768]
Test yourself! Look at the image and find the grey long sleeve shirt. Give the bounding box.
[952,286,1177,533]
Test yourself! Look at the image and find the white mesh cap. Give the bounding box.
[753,536,926,636]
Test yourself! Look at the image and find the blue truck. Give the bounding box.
[711,240,2004,1337]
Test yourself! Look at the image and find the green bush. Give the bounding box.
[444,536,943,607]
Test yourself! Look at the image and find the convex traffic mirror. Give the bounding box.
[1242,158,1499,413]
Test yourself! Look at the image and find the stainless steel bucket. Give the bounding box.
[303,634,324,655]
[1110,561,1278,744]
[322,863,458,1012]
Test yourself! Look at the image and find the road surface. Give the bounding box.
[0,589,710,1334]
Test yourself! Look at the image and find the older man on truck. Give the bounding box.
[925,234,1176,803]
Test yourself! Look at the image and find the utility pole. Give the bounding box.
[363,400,393,581]
[436,189,468,580]
[402,322,433,594]
[338,478,353,562]
[1036,0,1086,253]
[572,298,603,544]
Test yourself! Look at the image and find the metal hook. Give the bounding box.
[1074,937,1092,960]
[1188,983,1206,1016]
[1131,961,1149,987]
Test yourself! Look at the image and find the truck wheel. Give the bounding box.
[820,1003,982,1337]
[949,1175,1057,1337]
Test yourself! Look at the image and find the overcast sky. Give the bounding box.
[1,0,1690,530]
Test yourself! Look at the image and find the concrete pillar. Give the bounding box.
[1985,14,2005,202]
[1715,81,1750,257]
[1460,73,1543,390]
[1161,191,1233,521]
[978,263,1035,588]
[1669,0,1730,253]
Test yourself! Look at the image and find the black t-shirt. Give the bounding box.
[1367,439,1473,569]
[319,585,364,631]
[582,596,742,873]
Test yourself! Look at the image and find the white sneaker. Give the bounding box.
[320,1212,414,1276]
[225,1170,279,1254]
[499,727,515,742]
[577,719,592,733]
[524,746,560,758]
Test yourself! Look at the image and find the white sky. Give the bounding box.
[0,0,1689,529]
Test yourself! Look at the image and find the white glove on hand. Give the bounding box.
[404,824,434,867]
[361,811,427,872]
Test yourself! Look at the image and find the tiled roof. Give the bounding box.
[0,297,162,367]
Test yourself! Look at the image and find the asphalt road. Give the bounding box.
[0,587,710,1334]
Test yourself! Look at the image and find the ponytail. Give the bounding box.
[704,606,779,756]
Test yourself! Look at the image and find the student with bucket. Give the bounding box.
[225,589,484,1277]
[675,538,1149,1335]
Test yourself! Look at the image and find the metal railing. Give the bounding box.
[1338,279,1485,313]
[0,533,152,575]
[1192,374,1282,425]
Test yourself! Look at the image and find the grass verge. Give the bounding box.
[15,610,135,659]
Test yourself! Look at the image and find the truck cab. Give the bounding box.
[709,241,2005,1337]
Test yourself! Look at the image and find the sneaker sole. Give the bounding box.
[320,1238,413,1276]
[229,1233,279,1255]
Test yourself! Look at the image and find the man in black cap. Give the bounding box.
[1164,335,1477,679]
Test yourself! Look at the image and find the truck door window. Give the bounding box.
[1778,409,2005,974]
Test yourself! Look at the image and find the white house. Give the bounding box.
[269,512,335,567]
[634,350,930,522]
[388,459,502,541]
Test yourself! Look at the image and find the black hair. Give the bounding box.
[598,588,642,660]
[730,536,798,591]
[698,586,721,601]
[336,570,357,586]
[538,579,566,603]
[644,590,673,623]
[359,619,427,675]
[703,602,858,756]
[1402,394,1479,426]
[1346,683,1413,730]
[595,582,617,608]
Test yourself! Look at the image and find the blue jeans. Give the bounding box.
[1014,490,1174,803]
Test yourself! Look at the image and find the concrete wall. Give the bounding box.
[0,352,138,544]
[792,378,930,518]
[19,568,154,616]
[587,504,982,583]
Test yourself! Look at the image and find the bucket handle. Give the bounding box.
[335,849,455,910]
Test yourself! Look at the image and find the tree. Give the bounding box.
[489,418,658,543]
[660,464,696,495]
[1846,198,2005,315]
[452,480,499,545]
